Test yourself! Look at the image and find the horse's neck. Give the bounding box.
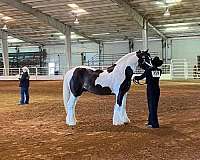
[115,53,134,64]
[115,53,137,72]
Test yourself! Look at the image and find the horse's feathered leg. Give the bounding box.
[121,93,130,124]
[63,76,70,114]
[113,94,124,125]
[66,93,77,126]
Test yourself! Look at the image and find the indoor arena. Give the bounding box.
[0,0,200,159]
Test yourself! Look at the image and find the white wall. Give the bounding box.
[44,42,99,70]
[104,41,129,55]
[1,37,199,70]
[171,38,200,65]
[134,40,162,58]
[0,46,39,53]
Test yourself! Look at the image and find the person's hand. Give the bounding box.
[133,77,139,84]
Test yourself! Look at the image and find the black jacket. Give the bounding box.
[19,72,30,88]
[135,67,162,88]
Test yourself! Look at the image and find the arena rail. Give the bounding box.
[0,63,199,80]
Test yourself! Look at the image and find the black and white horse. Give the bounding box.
[63,50,152,126]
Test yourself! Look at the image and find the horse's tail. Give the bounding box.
[63,72,71,111]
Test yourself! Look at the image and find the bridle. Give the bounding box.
[142,55,152,67]
[134,55,152,86]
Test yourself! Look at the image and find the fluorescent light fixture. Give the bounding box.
[166,0,182,3]
[165,26,189,32]
[158,22,194,27]
[155,1,164,5]
[71,8,87,14]
[53,32,63,36]
[59,35,65,39]
[59,34,83,39]
[7,36,24,43]
[67,3,79,9]
[92,33,110,36]
[164,7,170,16]
[2,16,12,21]
[71,34,83,39]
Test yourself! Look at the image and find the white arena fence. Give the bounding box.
[0,60,199,80]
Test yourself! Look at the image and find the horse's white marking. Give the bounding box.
[113,93,130,125]
[95,52,138,94]
[121,93,130,123]
[66,94,77,126]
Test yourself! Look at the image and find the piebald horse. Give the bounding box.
[63,50,152,126]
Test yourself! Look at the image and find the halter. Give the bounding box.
[142,55,152,67]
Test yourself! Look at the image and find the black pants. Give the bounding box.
[147,86,160,128]
[20,87,29,104]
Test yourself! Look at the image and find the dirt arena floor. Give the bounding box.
[0,80,200,160]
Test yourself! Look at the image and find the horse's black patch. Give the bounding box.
[70,68,113,97]
[107,64,116,73]
[117,66,133,106]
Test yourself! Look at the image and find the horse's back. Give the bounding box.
[66,66,114,96]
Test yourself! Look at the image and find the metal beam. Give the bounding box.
[0,29,9,76]
[112,0,167,40]
[142,20,148,50]
[64,27,72,69]
[0,0,99,44]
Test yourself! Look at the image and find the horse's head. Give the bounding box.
[136,49,152,69]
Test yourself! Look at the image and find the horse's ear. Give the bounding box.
[136,50,141,58]
[145,49,149,53]
[136,50,141,56]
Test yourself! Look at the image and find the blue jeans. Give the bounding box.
[20,87,29,104]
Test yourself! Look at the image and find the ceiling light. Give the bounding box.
[2,24,7,30]
[164,7,170,16]
[155,1,164,5]
[59,33,83,39]
[165,26,189,32]
[166,0,181,3]
[7,36,24,43]
[2,16,12,21]
[67,4,79,9]
[92,33,110,36]
[59,35,65,39]
[71,9,87,14]
[74,17,79,24]
[53,32,63,36]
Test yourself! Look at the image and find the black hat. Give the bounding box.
[152,56,163,67]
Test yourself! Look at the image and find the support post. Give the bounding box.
[129,39,134,52]
[64,27,72,71]
[99,41,104,66]
[0,29,9,76]
[142,20,148,50]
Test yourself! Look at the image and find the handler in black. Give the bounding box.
[134,56,163,128]
[19,66,30,105]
